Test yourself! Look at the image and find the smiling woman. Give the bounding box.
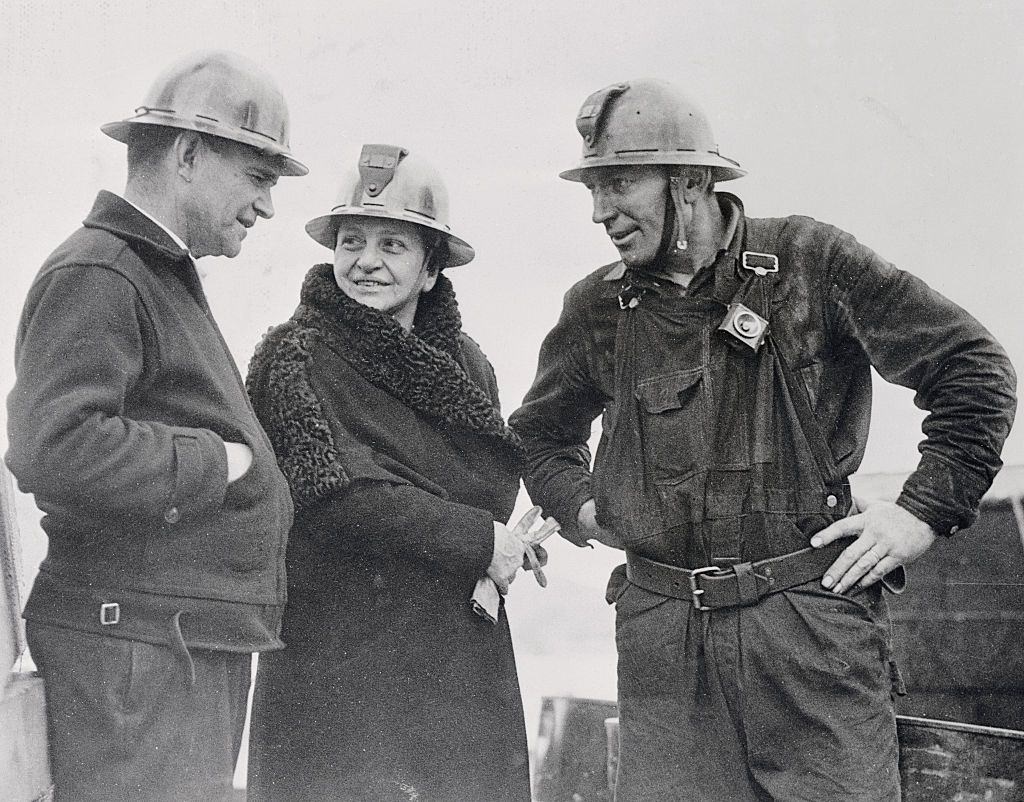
[332,218,437,330]
[244,144,535,801]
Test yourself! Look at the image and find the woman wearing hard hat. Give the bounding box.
[244,144,542,801]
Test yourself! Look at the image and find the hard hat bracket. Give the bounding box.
[359,144,408,198]
[577,83,629,148]
[561,79,746,184]
[305,144,476,268]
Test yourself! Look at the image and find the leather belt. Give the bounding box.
[625,539,853,611]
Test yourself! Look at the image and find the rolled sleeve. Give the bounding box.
[896,451,992,536]
[826,230,1017,532]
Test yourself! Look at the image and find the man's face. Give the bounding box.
[183,138,280,259]
[582,165,668,267]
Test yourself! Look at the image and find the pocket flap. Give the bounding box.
[636,370,703,413]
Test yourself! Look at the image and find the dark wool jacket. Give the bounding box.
[511,193,1017,546]
[7,191,293,651]
[245,263,530,802]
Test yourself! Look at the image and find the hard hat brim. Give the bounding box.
[101,118,309,177]
[559,152,746,183]
[305,210,476,268]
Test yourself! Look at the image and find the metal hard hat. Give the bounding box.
[101,50,308,177]
[306,144,475,267]
[560,78,744,183]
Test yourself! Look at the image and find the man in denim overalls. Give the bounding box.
[510,79,1016,801]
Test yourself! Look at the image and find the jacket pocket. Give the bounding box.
[635,369,707,482]
[222,421,286,514]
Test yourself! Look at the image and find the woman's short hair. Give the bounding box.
[423,231,449,277]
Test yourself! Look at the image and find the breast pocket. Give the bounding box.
[635,368,708,483]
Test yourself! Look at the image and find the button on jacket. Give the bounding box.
[7,191,293,651]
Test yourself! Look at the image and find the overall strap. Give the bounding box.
[738,221,843,488]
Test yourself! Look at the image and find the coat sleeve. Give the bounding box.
[509,286,606,545]
[249,332,496,580]
[823,229,1017,535]
[305,480,496,581]
[5,264,229,523]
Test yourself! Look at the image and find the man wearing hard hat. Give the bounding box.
[6,51,307,800]
[511,79,1016,800]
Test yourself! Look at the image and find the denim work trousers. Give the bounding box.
[611,575,901,801]
[27,622,251,802]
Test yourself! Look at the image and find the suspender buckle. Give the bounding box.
[741,251,779,277]
[99,602,120,626]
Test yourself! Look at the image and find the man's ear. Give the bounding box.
[174,131,204,183]
[679,167,712,204]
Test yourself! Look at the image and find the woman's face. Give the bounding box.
[333,217,438,330]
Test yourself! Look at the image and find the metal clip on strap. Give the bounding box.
[740,251,779,277]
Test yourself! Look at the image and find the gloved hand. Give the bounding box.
[486,507,560,593]
[509,505,559,587]
[487,522,527,595]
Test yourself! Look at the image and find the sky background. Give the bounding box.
[2,0,1023,767]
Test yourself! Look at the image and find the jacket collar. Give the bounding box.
[82,191,192,265]
[296,265,522,454]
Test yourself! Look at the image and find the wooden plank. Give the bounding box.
[533,696,618,802]
[898,716,1024,801]
[0,674,53,801]
[1,462,26,676]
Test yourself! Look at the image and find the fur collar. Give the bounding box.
[248,264,522,509]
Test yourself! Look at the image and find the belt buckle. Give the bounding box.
[100,602,120,626]
[688,566,724,611]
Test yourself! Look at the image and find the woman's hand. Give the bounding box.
[811,499,937,594]
[487,522,527,594]
[512,507,558,586]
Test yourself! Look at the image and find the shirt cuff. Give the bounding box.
[896,452,990,536]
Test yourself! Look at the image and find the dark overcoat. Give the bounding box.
[246,264,531,802]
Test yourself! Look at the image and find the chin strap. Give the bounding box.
[668,175,688,251]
